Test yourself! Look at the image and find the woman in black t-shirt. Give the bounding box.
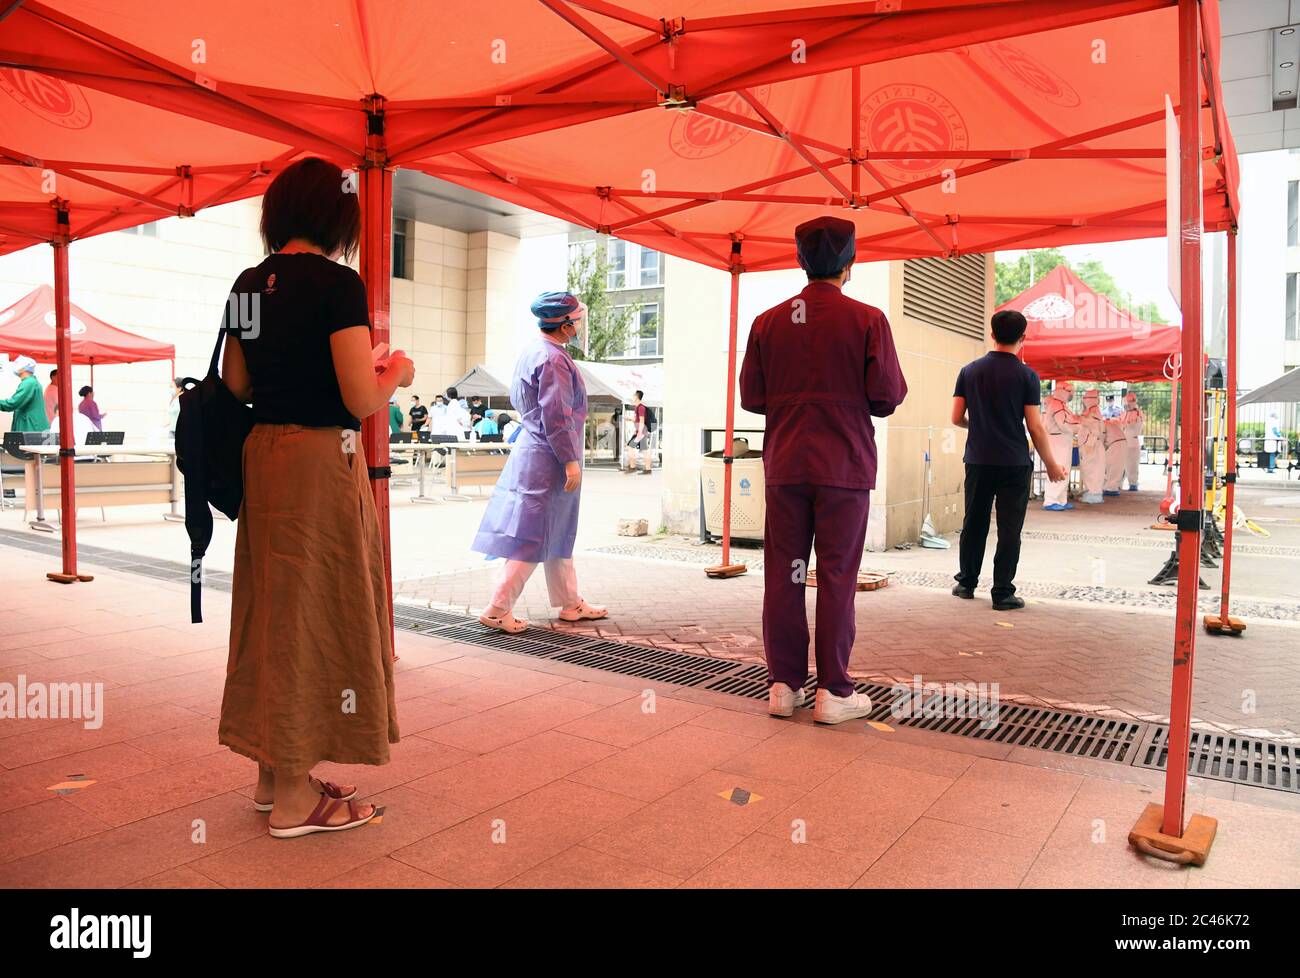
[217,157,415,839]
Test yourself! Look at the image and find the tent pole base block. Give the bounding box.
[46,572,93,584]
[1128,803,1217,866]
[704,563,747,579]
[1203,614,1246,635]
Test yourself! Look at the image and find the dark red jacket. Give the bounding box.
[739,281,907,490]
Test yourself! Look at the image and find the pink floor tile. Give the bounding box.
[391,779,644,888]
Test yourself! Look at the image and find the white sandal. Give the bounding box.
[558,600,608,622]
[478,610,529,634]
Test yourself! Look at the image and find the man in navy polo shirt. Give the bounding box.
[951,310,1068,610]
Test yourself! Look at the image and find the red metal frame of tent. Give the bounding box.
[0,284,175,383]
[0,0,1239,861]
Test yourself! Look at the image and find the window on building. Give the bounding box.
[1290,182,1299,248]
[392,218,411,280]
[639,246,661,287]
[637,303,661,356]
[1288,272,1298,342]
[119,222,158,237]
[607,239,626,289]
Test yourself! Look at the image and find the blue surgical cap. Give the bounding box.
[795,216,857,277]
[531,291,582,328]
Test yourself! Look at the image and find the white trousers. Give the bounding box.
[1080,440,1105,497]
[1044,430,1074,506]
[1104,440,1127,491]
[1125,442,1141,488]
[490,558,579,613]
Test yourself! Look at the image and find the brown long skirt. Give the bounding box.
[219,423,398,774]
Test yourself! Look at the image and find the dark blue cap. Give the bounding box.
[795,216,857,277]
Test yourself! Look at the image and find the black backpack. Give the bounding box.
[174,326,254,623]
[642,405,656,431]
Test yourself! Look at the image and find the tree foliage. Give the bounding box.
[566,240,639,362]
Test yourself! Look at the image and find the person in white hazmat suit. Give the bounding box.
[1076,388,1106,503]
[1042,380,1079,511]
[1120,393,1144,489]
[1103,413,1126,495]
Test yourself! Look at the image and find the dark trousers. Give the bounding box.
[956,463,1031,601]
[763,483,871,697]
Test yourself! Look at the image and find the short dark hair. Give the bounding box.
[446,387,458,399]
[634,389,644,400]
[78,385,92,397]
[991,310,1028,346]
[50,368,57,378]
[260,157,361,261]
[411,395,420,402]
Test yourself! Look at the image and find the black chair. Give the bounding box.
[478,433,503,444]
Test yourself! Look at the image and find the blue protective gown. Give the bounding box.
[472,337,587,562]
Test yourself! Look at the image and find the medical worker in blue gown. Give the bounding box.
[473,291,608,633]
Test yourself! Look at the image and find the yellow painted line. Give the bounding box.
[995,621,1014,628]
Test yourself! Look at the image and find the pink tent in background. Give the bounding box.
[0,284,175,381]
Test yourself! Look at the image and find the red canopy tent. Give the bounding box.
[0,284,175,380]
[0,0,1240,862]
[997,264,1180,382]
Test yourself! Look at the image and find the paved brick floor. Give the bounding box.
[398,552,1300,741]
[3,549,1298,888]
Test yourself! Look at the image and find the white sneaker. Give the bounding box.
[812,688,873,725]
[768,682,806,718]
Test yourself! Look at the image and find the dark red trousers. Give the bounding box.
[762,483,870,697]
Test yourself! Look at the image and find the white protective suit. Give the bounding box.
[1119,398,1143,489]
[1103,417,1126,493]
[1043,382,1078,508]
[1076,390,1106,503]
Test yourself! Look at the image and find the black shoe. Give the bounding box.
[991,595,1025,611]
[952,584,975,599]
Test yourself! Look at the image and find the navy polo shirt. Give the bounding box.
[953,351,1041,466]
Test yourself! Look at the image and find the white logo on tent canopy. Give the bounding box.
[42,310,88,335]
[0,309,13,325]
[1022,292,1075,321]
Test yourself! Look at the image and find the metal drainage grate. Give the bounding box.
[856,689,1147,763]
[3,529,1296,796]
[1134,726,1300,793]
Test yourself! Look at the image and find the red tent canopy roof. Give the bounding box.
[0,1,1240,269]
[996,263,1180,382]
[0,284,175,365]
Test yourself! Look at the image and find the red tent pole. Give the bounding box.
[1161,0,1210,849]
[1207,229,1242,635]
[706,237,746,578]
[359,96,395,650]
[1130,0,1216,865]
[48,204,87,585]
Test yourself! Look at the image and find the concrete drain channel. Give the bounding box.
[396,604,1300,795]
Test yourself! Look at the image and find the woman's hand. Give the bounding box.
[563,460,582,492]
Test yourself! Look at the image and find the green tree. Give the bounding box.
[567,239,639,362]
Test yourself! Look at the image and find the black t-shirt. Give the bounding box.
[953,351,1041,466]
[468,402,486,422]
[409,405,428,429]
[223,253,369,431]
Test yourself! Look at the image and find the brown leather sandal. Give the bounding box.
[268,795,376,839]
[254,776,356,813]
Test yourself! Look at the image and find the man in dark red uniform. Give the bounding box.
[739,216,907,724]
